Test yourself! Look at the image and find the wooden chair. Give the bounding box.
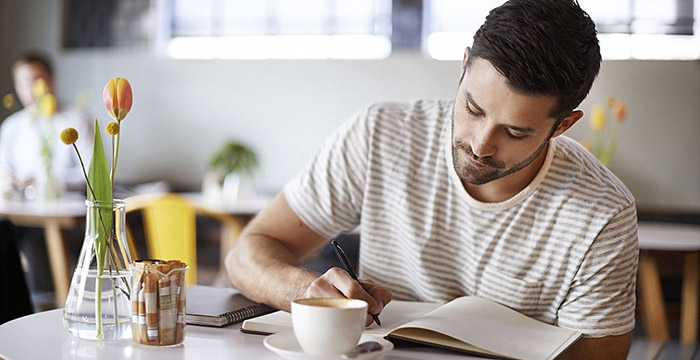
[124,193,243,285]
[637,221,700,345]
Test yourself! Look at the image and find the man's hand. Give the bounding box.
[303,267,392,326]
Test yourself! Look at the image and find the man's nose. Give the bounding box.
[471,125,497,158]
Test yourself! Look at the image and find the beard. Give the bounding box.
[452,126,550,186]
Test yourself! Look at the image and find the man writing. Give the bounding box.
[226,1,637,358]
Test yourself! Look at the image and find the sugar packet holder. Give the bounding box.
[130,259,189,346]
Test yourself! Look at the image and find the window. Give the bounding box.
[165,0,392,59]
[424,0,700,60]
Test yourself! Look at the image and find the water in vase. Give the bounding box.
[63,269,132,340]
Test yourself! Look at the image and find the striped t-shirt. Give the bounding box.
[284,99,638,337]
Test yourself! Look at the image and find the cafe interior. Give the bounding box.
[0,0,699,359]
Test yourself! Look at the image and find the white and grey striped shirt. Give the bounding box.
[284,99,638,337]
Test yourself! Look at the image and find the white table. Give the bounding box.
[0,309,472,360]
[0,195,86,306]
[637,222,700,344]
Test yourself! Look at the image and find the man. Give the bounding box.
[0,51,91,197]
[0,51,92,300]
[226,1,637,358]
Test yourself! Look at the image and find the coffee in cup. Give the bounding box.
[291,298,368,355]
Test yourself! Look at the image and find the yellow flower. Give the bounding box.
[2,94,14,110]
[590,105,606,131]
[580,139,591,151]
[32,78,49,99]
[39,93,57,118]
[106,121,120,135]
[60,127,79,145]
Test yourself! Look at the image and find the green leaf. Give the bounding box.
[87,118,112,273]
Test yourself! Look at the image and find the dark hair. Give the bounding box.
[12,50,54,77]
[467,0,601,121]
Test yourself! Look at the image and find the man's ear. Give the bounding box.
[461,47,471,75]
[551,109,584,138]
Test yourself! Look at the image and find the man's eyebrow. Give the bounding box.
[466,92,485,113]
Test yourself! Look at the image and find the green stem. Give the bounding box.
[95,239,105,339]
[111,130,121,184]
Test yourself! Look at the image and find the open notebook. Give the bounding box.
[242,296,581,360]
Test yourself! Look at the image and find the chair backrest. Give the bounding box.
[125,193,243,285]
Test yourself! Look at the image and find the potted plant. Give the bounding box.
[204,140,258,203]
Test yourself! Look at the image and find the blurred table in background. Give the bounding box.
[637,221,700,345]
[0,194,86,306]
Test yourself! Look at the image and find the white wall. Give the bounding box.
[1,0,699,211]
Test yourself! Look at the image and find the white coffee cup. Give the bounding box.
[291,298,368,355]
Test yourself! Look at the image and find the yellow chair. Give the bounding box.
[124,193,243,285]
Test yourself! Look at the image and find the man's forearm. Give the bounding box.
[226,232,320,311]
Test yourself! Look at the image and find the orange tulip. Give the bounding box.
[611,100,626,123]
[103,77,132,121]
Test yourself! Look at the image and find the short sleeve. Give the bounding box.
[283,106,373,239]
[556,202,639,337]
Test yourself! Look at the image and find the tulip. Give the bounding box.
[611,100,626,123]
[103,77,132,121]
[590,105,606,132]
[39,93,57,118]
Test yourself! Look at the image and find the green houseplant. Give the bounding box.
[206,140,258,203]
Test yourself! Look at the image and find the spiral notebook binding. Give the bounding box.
[222,304,272,325]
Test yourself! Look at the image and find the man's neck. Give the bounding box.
[463,143,549,203]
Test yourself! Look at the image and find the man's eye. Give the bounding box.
[505,129,527,139]
[465,104,481,117]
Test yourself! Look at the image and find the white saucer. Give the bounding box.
[263,332,393,360]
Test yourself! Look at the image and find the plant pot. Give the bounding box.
[63,199,133,340]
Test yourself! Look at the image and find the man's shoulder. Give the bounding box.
[362,99,452,132]
[365,99,452,117]
[550,136,635,206]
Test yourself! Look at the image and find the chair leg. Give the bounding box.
[680,251,699,344]
[638,252,670,341]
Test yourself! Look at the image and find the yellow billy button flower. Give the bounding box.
[590,105,606,132]
[103,77,133,121]
[32,78,49,99]
[39,93,57,118]
[60,127,79,145]
[106,121,120,135]
[2,94,14,110]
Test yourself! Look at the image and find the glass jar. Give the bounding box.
[63,199,132,340]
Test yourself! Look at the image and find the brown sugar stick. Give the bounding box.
[138,287,147,343]
[157,263,175,345]
[144,268,159,344]
[169,270,180,343]
[174,264,187,344]
[131,268,143,343]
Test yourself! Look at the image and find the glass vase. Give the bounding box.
[63,199,133,340]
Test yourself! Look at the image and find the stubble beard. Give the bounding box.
[451,121,550,186]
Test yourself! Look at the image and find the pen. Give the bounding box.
[330,239,381,326]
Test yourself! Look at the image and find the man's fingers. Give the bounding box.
[303,268,393,323]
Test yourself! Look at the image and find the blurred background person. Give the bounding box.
[0,50,92,201]
[0,50,92,309]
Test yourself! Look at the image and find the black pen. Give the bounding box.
[330,239,381,326]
